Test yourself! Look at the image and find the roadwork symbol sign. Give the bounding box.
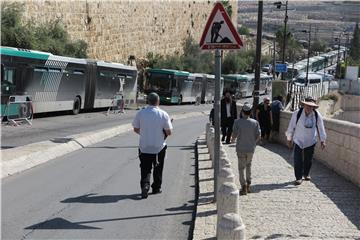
[199,2,243,50]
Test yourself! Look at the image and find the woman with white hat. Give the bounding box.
[285,97,327,185]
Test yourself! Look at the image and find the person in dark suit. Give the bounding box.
[221,90,237,144]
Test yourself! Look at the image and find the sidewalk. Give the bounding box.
[223,142,360,239]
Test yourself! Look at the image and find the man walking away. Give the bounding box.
[256,97,272,144]
[221,90,237,144]
[132,92,173,199]
[285,97,326,186]
[271,95,284,140]
[231,103,261,195]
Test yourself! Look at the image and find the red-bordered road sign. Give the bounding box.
[199,2,243,50]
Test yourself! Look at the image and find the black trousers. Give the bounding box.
[139,145,167,190]
[294,144,315,180]
[221,117,234,143]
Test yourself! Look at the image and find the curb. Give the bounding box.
[1,111,206,179]
[192,134,217,240]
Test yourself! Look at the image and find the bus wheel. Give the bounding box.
[72,97,81,115]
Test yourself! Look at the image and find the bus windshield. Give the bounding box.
[148,73,172,92]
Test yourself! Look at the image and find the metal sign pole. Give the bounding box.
[213,49,221,203]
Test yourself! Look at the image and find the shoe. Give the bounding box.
[304,176,311,181]
[239,185,247,195]
[246,183,251,193]
[294,179,303,185]
[152,188,162,194]
[141,187,149,199]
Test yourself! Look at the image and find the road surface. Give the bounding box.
[2,115,207,239]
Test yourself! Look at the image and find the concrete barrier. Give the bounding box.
[274,110,360,187]
[205,123,246,239]
[217,213,246,240]
[217,182,239,220]
[217,167,235,191]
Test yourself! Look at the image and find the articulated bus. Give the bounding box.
[222,73,272,98]
[0,46,138,117]
[144,68,190,104]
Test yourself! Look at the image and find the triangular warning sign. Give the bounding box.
[199,2,243,50]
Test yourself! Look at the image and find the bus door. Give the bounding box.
[85,62,96,109]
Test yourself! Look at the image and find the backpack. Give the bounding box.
[296,107,318,125]
[295,107,320,137]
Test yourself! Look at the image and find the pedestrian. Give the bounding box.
[285,97,327,185]
[132,92,173,199]
[256,97,272,144]
[209,108,214,126]
[231,103,261,195]
[220,90,237,144]
[270,95,284,140]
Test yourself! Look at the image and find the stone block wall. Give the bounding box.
[275,111,360,187]
[19,0,237,63]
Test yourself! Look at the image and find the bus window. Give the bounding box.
[73,70,84,75]
[49,68,61,73]
[1,66,16,94]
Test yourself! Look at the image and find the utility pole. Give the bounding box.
[273,38,276,80]
[305,25,311,87]
[253,0,263,114]
[281,1,288,80]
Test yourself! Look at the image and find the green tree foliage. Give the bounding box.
[221,0,232,18]
[147,36,213,74]
[222,49,273,74]
[237,26,250,35]
[310,39,327,54]
[349,22,360,62]
[275,28,303,62]
[1,2,88,58]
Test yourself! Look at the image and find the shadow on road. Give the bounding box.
[25,212,191,230]
[61,193,142,203]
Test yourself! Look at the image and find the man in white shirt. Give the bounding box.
[286,97,326,185]
[132,92,173,198]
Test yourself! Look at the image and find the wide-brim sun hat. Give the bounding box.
[301,97,319,108]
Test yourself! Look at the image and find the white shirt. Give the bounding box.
[285,109,326,149]
[226,103,231,117]
[132,106,173,154]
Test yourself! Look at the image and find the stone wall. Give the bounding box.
[19,0,237,63]
[275,111,360,187]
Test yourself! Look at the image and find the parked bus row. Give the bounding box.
[1,46,272,117]
[284,47,346,80]
[144,69,273,104]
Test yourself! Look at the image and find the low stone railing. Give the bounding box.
[205,123,246,239]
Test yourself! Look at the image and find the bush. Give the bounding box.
[321,93,339,102]
[1,2,88,58]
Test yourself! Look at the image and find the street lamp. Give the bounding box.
[301,25,311,87]
[334,36,341,79]
[274,1,288,80]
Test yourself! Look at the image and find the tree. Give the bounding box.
[1,2,88,58]
[221,0,232,18]
[310,39,327,54]
[349,22,360,62]
[275,27,303,62]
[237,26,250,35]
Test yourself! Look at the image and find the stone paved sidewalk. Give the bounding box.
[223,142,360,239]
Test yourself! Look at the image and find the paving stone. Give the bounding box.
[222,142,360,239]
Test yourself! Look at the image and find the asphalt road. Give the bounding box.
[2,115,207,239]
[1,104,212,149]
